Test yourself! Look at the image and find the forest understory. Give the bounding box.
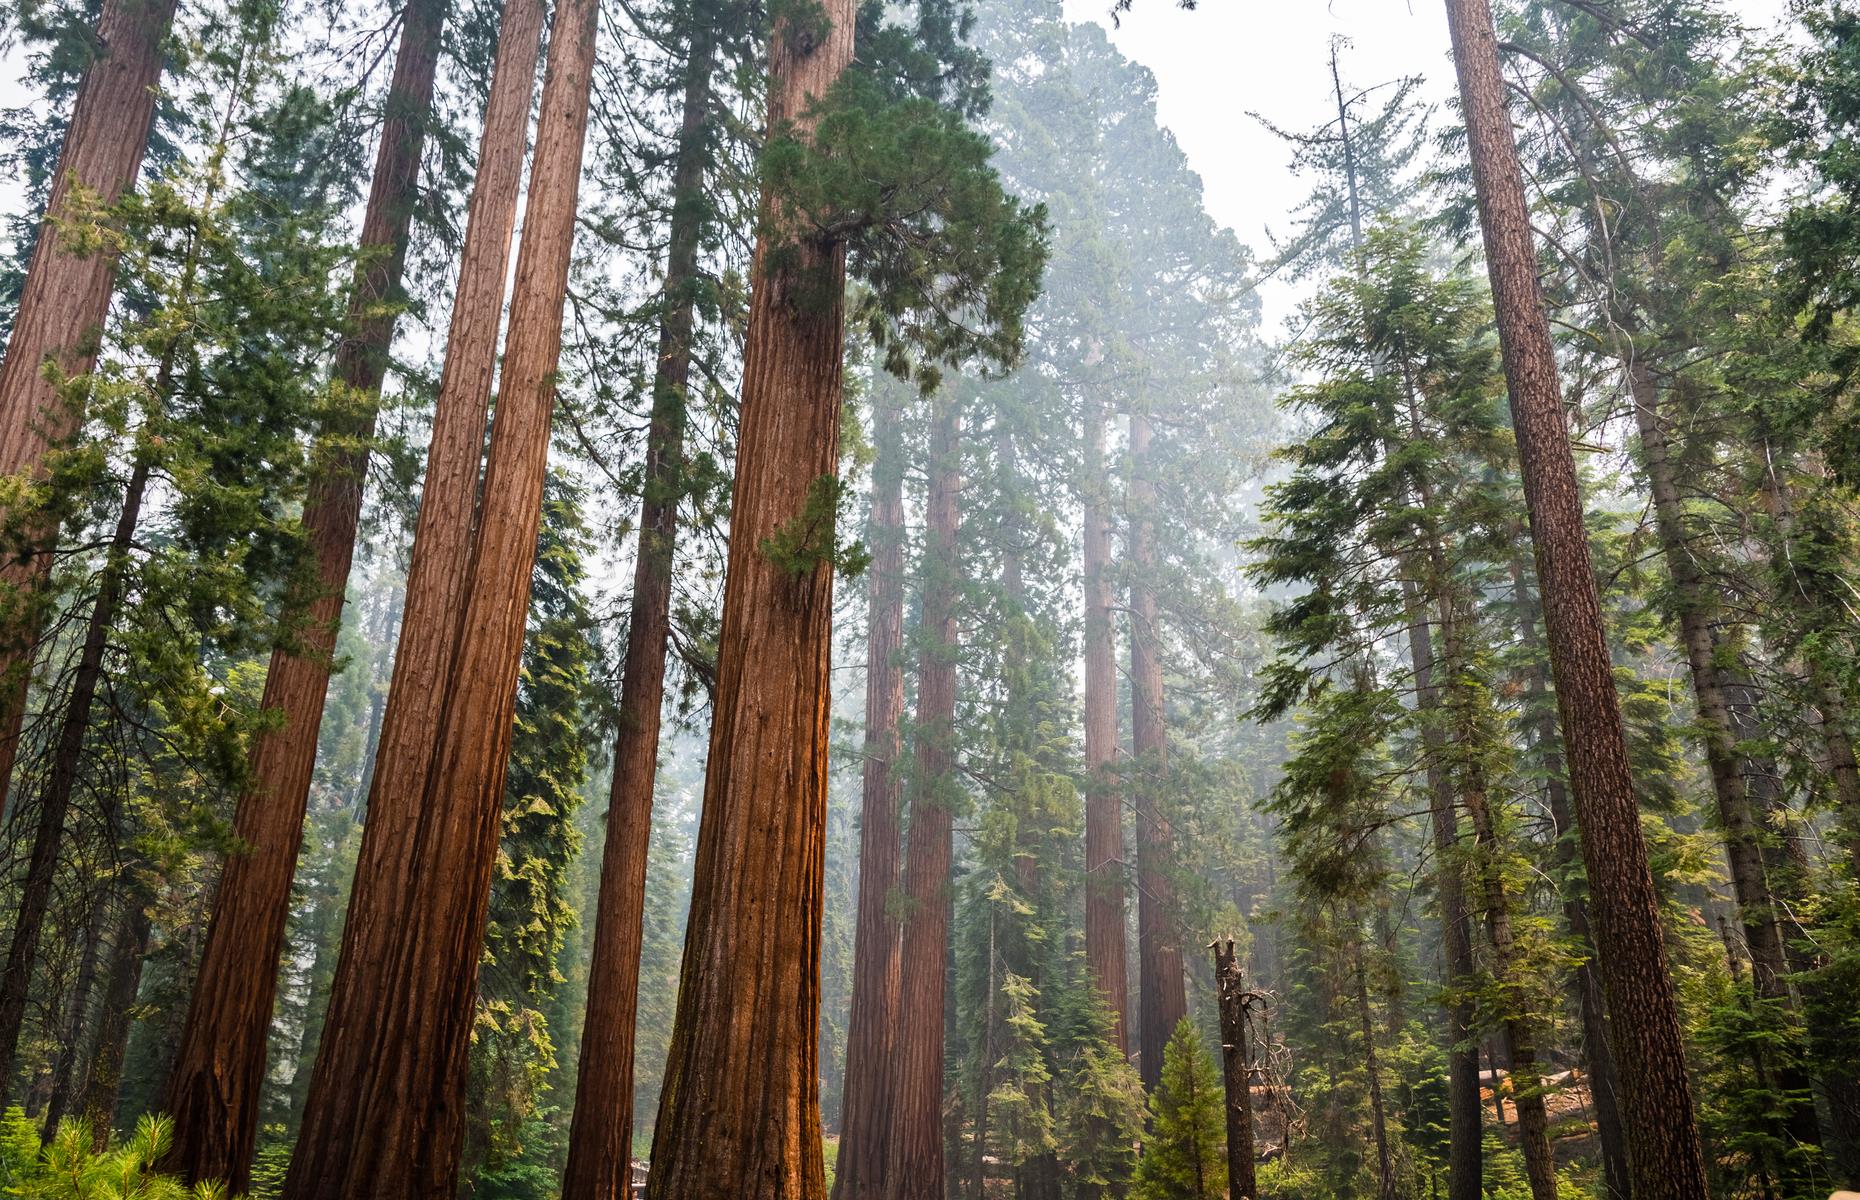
[0,0,1856,1197]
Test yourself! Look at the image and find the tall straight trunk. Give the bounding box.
[281,3,594,1195]
[1442,2,1708,1192]
[81,894,151,1142]
[1351,922,1397,1200]
[163,1,539,1186]
[1454,751,1557,1200]
[1213,939,1256,1200]
[563,15,719,1195]
[973,906,999,1200]
[887,394,962,1200]
[1508,555,1631,1200]
[832,388,908,1200]
[1408,460,1559,1200]
[1624,362,1823,1163]
[1403,599,1483,1200]
[1081,396,1128,1053]
[1127,410,1184,1092]
[0,0,177,801]
[642,2,855,1193]
[42,894,107,1136]
[0,456,150,1096]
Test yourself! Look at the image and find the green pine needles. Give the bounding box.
[1132,1020,1227,1200]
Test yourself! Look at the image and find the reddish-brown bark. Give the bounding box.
[162,0,550,1186]
[1081,396,1128,1054]
[885,394,961,1200]
[0,0,177,801]
[1507,554,1631,1200]
[640,3,854,1194]
[562,11,718,1194]
[1127,410,1184,1092]
[1444,1,1708,1193]
[280,0,594,1194]
[830,389,908,1200]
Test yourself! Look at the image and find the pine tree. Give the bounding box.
[1132,1020,1226,1200]
[0,0,180,802]
[1442,0,1709,1192]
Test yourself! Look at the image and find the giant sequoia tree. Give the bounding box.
[162,0,547,1186]
[282,0,598,1193]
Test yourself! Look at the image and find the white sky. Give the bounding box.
[1059,0,1793,322]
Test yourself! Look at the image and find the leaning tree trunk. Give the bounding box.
[641,2,855,1193]
[1081,395,1129,1054]
[831,384,908,1200]
[563,11,722,1194]
[0,456,150,1098]
[1442,1,1708,1193]
[1128,409,1185,1092]
[162,0,539,1175]
[0,0,177,803]
[281,2,594,1196]
[1509,554,1632,1200]
[1213,939,1257,1200]
[886,393,962,1200]
[158,0,451,1186]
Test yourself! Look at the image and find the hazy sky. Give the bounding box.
[1058,0,1792,320]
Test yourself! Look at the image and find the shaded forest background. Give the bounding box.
[0,0,1859,1198]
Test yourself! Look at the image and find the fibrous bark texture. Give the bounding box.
[641,2,854,1193]
[830,389,907,1200]
[281,0,593,1194]
[163,0,544,1185]
[885,394,961,1200]
[563,10,718,1194]
[1443,1,1709,1193]
[0,0,177,802]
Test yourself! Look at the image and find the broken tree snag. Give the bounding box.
[1213,938,1258,1200]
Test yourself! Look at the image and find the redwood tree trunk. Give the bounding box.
[0,0,177,802]
[1128,410,1184,1092]
[1213,939,1256,1200]
[563,10,720,1193]
[162,0,538,1186]
[641,2,855,1193]
[886,393,962,1200]
[0,456,150,1097]
[1081,396,1129,1054]
[831,386,908,1200]
[1443,1,1708,1192]
[281,1,595,1195]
